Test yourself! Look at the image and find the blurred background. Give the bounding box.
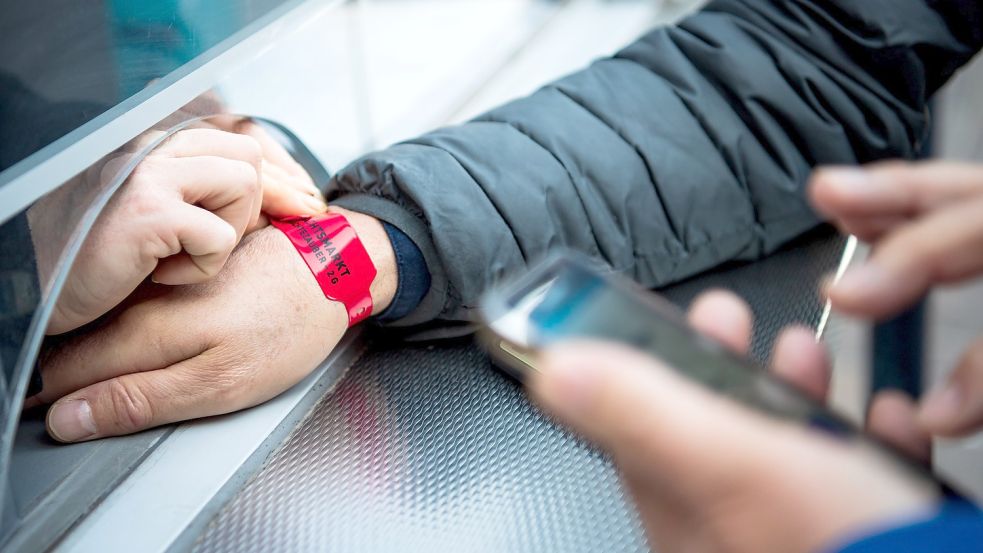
[218,0,707,170]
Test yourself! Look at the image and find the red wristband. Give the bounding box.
[272,213,377,326]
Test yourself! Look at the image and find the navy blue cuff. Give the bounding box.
[376,222,431,322]
[834,499,983,553]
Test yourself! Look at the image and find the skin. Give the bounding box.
[807,161,983,449]
[531,292,937,553]
[30,207,396,443]
[527,159,983,552]
[34,116,328,336]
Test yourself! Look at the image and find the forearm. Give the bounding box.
[330,0,983,327]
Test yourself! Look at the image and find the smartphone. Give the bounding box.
[478,252,942,493]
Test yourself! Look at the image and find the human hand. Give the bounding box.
[148,89,328,220]
[764,316,933,464]
[530,291,936,553]
[44,121,327,335]
[810,162,983,439]
[31,208,396,442]
[234,118,329,220]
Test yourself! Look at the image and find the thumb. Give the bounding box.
[529,341,774,475]
[45,350,240,442]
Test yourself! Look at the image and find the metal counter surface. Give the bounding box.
[190,229,845,553]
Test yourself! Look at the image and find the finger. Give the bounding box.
[150,128,263,236]
[152,203,238,284]
[155,128,262,169]
[833,214,907,243]
[686,290,753,355]
[148,155,260,241]
[868,390,932,463]
[530,341,774,476]
[45,348,250,442]
[829,196,983,319]
[264,159,323,198]
[235,120,326,217]
[919,336,983,437]
[260,172,328,218]
[35,297,210,404]
[770,326,830,402]
[236,119,315,182]
[869,391,932,462]
[810,161,983,222]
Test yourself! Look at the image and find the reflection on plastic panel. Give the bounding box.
[0,99,238,547]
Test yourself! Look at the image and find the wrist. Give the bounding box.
[324,206,397,316]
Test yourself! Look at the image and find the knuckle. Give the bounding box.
[119,188,165,226]
[106,379,154,431]
[232,159,262,196]
[159,129,193,155]
[198,353,252,407]
[121,167,169,209]
[127,155,161,185]
[208,371,250,407]
[140,228,181,261]
[238,134,263,165]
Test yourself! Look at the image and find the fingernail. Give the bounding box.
[919,383,963,429]
[303,195,328,213]
[534,351,599,419]
[832,264,891,299]
[47,399,97,442]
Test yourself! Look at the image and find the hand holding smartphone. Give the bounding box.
[478,253,943,495]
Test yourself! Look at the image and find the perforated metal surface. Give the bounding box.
[194,344,644,553]
[659,227,846,360]
[192,229,845,553]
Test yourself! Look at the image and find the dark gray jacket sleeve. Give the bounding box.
[330,0,983,327]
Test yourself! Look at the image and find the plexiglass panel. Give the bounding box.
[0,0,297,173]
[0,101,334,551]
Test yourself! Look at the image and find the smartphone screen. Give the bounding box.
[483,255,845,430]
[479,254,940,492]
